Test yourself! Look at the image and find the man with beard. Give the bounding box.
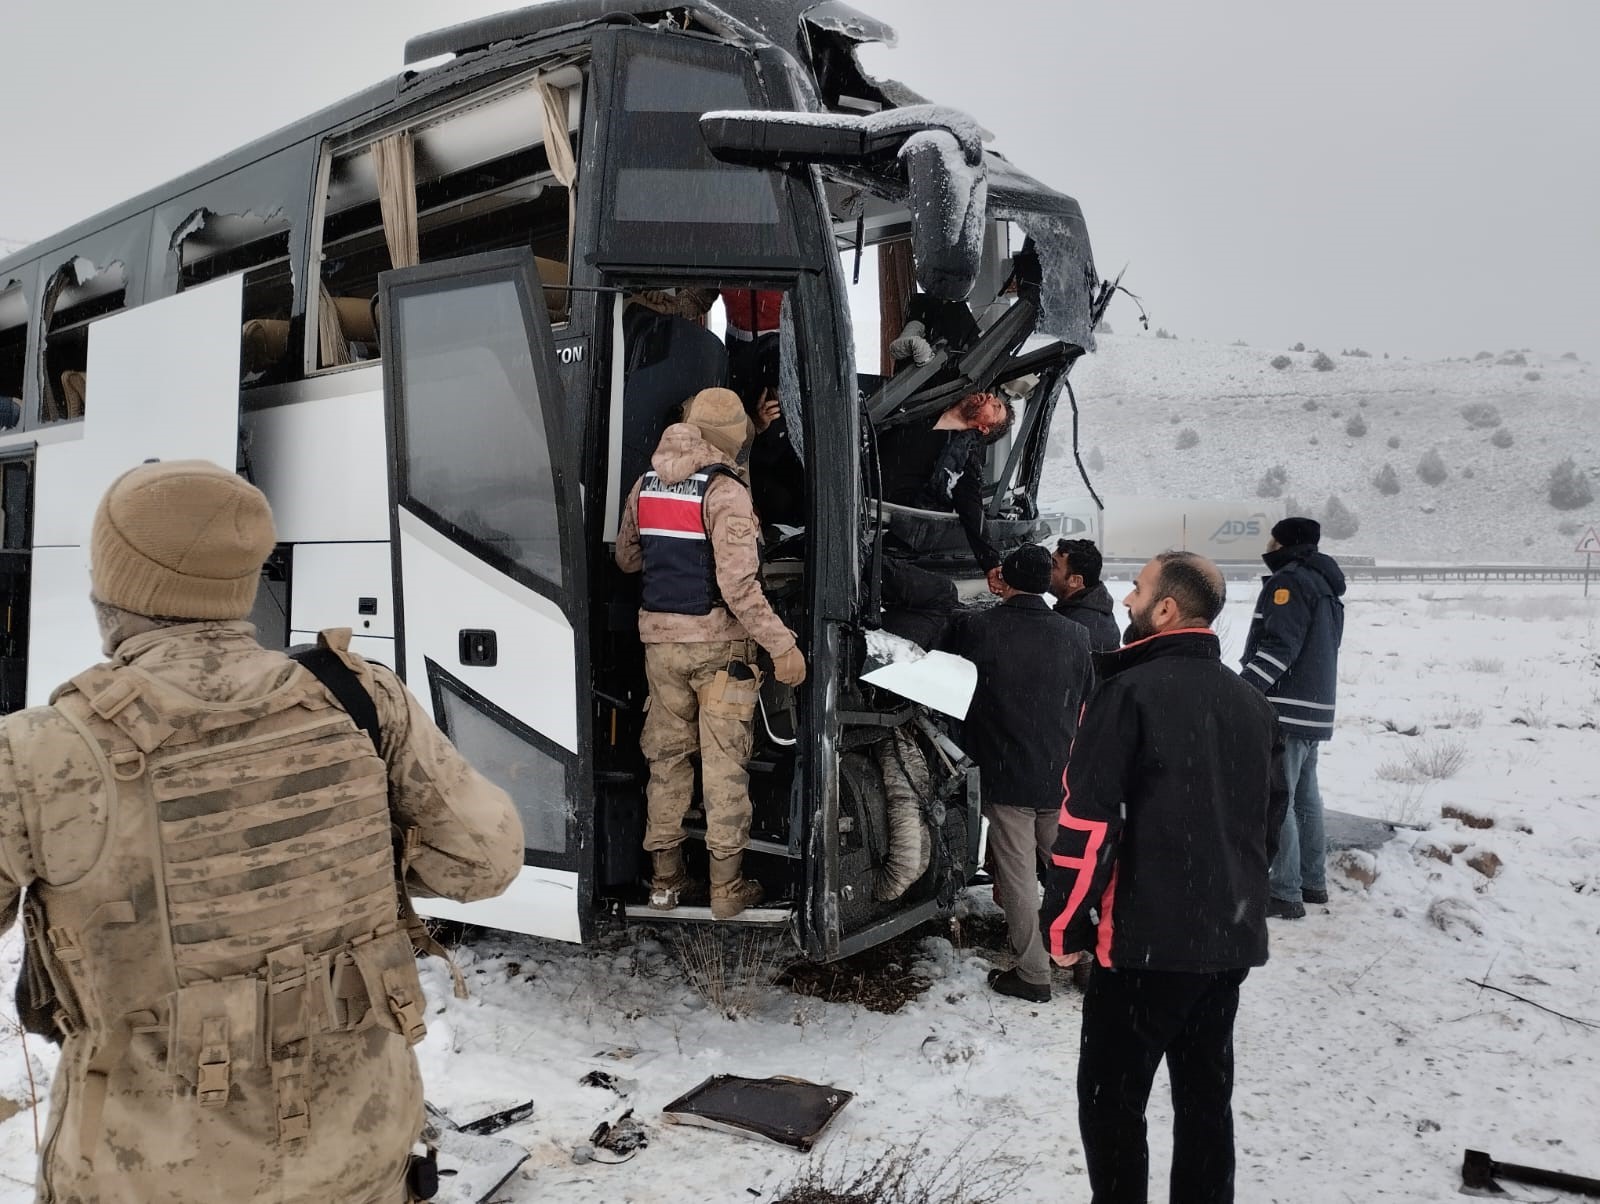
[1240,516,1347,920]
[876,390,1012,587]
[1050,537,1121,652]
[1043,551,1287,1204]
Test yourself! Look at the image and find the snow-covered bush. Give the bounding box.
[1154,327,1176,340]
[1321,495,1359,540]
[1373,463,1401,495]
[1346,415,1368,437]
[1387,435,1401,449]
[1497,352,1527,367]
[1342,347,1372,358]
[1302,398,1319,412]
[1086,446,1105,471]
[1460,402,1501,429]
[1524,370,1541,381]
[1473,350,1494,361]
[1175,427,1200,450]
[1490,428,1513,449]
[1311,351,1336,371]
[1548,457,1595,511]
[1292,342,1306,352]
[1270,354,1292,370]
[1562,351,1580,360]
[1417,447,1449,486]
[1256,465,1288,498]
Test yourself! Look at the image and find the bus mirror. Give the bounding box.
[701,108,987,300]
[899,129,985,302]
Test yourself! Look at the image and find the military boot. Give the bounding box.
[649,846,693,910]
[709,852,764,920]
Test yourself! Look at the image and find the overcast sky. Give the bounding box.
[3,0,1596,361]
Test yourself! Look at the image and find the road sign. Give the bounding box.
[1576,527,1600,554]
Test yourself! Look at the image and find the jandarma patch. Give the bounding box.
[1273,588,1291,604]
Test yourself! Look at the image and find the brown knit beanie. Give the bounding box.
[90,460,276,620]
[682,387,753,461]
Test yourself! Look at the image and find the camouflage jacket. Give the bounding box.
[0,622,522,1204]
[615,423,797,657]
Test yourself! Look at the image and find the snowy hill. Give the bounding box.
[1040,333,1600,563]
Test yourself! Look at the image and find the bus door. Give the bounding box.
[377,248,592,943]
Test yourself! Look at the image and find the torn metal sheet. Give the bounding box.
[862,631,976,720]
[424,1101,532,1203]
[660,1074,853,1151]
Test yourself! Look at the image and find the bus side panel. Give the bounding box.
[417,869,582,944]
[26,547,99,707]
[28,276,246,703]
[242,378,390,543]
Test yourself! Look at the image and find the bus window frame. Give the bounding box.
[0,262,39,435]
[305,64,585,381]
[35,214,151,428]
[585,29,812,277]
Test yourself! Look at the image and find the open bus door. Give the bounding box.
[377,248,592,943]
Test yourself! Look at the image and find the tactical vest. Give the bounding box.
[18,656,426,1147]
[637,464,746,615]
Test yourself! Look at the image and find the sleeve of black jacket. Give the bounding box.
[951,445,1000,570]
[1242,573,1314,691]
[1040,681,1138,958]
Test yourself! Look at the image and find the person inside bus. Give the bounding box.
[614,388,807,921]
[875,390,1012,586]
[741,342,805,530]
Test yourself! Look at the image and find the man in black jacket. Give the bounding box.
[1043,551,1287,1204]
[877,391,1012,585]
[1240,516,1347,920]
[945,543,1093,1001]
[1050,537,1121,652]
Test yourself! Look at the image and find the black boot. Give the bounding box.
[988,967,1051,1002]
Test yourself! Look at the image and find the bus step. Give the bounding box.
[622,904,792,926]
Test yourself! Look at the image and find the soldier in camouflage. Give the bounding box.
[0,460,523,1204]
[615,388,806,919]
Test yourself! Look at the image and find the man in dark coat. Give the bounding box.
[1050,537,1121,652]
[1043,551,1287,1204]
[944,543,1093,1001]
[1240,516,1347,920]
[876,391,1012,585]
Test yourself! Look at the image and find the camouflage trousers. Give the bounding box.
[640,639,762,858]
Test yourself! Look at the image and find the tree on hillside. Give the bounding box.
[1321,495,1360,540]
[1417,447,1448,486]
[1086,446,1105,471]
[1373,464,1401,495]
[1256,465,1288,498]
[1311,351,1335,371]
[1346,415,1368,437]
[1548,458,1595,511]
[1490,428,1513,449]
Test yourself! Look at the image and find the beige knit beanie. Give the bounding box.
[90,460,276,620]
[682,387,753,461]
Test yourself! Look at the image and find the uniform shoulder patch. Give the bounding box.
[1273,588,1291,605]
[724,516,755,541]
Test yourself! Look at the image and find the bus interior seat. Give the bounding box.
[534,255,569,321]
[241,318,291,375]
[617,305,728,511]
[59,371,87,419]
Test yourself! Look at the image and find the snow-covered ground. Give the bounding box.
[1041,333,1600,565]
[3,579,1595,1202]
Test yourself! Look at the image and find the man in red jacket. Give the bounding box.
[1042,551,1287,1204]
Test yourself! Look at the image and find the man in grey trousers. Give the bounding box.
[944,544,1094,1000]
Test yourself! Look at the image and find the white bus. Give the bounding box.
[0,0,1101,961]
